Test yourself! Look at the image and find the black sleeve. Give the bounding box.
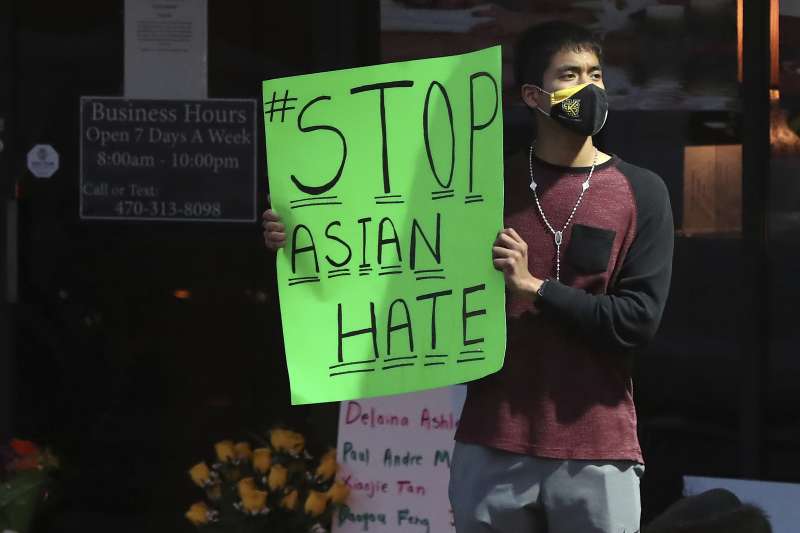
[537,161,674,351]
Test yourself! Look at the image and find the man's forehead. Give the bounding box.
[549,49,601,70]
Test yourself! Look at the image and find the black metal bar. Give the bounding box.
[739,0,771,478]
[312,0,343,71]
[311,0,379,71]
[0,0,15,439]
[358,0,381,67]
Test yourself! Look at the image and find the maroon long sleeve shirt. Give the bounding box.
[455,151,674,463]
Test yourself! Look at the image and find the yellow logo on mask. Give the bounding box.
[562,98,581,118]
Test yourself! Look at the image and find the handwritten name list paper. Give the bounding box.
[334,387,464,533]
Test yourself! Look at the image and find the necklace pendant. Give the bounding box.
[554,231,563,246]
[582,180,590,192]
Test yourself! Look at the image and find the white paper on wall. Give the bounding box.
[125,0,207,99]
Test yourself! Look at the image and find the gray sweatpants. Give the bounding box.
[449,442,644,533]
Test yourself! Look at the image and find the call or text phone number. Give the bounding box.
[114,201,222,218]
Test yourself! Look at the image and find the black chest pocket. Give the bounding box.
[565,223,616,274]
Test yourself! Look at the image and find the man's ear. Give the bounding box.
[521,84,548,113]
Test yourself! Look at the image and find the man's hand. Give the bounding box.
[262,208,286,250]
[492,228,542,300]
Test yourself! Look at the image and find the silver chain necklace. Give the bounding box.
[528,143,598,281]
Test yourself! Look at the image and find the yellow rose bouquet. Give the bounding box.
[185,428,349,533]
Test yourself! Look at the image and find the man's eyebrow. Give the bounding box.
[554,64,603,72]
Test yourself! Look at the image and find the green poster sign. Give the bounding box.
[263,46,506,405]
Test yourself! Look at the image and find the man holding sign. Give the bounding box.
[447,22,674,533]
[264,21,672,533]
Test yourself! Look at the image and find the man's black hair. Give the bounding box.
[645,489,772,533]
[513,21,603,88]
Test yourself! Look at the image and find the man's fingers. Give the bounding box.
[265,234,286,250]
[496,232,520,249]
[492,258,512,272]
[262,209,281,222]
[262,198,286,251]
[500,228,528,252]
[263,221,285,233]
[492,246,518,259]
[504,227,524,243]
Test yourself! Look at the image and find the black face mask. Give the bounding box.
[536,82,609,137]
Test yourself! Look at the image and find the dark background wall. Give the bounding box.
[1,1,797,532]
[2,2,377,531]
